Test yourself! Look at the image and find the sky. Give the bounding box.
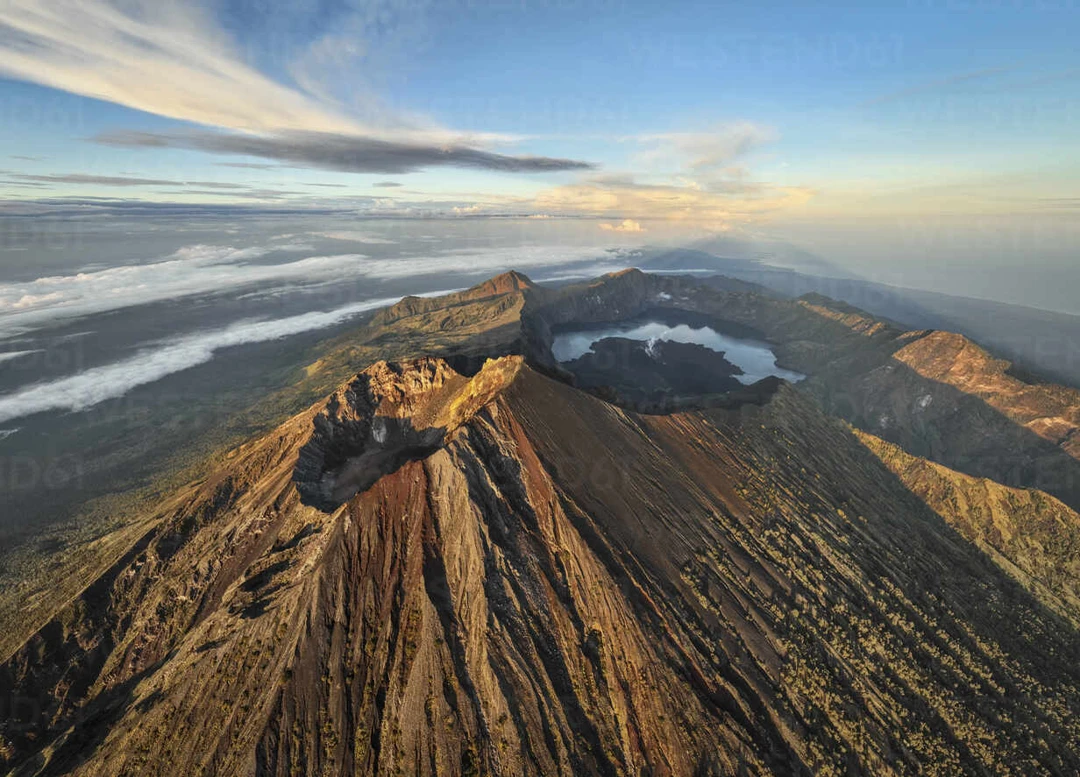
[0,0,1077,288]
[0,0,1079,486]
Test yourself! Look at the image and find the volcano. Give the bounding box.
[3,270,1079,777]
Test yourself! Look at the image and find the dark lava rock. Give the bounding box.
[563,336,744,404]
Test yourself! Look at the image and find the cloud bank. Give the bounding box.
[489,122,809,230]
[9,173,177,187]
[348,245,635,281]
[5,173,282,192]
[0,239,632,337]
[534,177,812,229]
[94,130,594,175]
[0,236,636,423]
[0,245,367,337]
[314,231,398,244]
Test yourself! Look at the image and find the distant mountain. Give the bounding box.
[639,247,1080,389]
[3,271,1079,776]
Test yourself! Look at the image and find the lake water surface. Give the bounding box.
[552,321,806,385]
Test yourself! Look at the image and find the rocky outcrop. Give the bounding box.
[796,325,1080,513]
[293,358,463,508]
[891,330,1080,456]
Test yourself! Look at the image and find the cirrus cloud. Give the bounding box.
[0,0,367,136]
[632,122,779,174]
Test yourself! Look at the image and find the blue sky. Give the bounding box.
[0,0,1077,231]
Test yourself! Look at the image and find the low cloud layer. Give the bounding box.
[7,173,269,190]
[315,231,398,244]
[0,239,637,423]
[0,174,323,202]
[95,130,594,175]
[0,239,630,337]
[348,245,635,281]
[0,296,411,424]
[0,245,367,337]
[10,173,176,187]
[0,198,350,219]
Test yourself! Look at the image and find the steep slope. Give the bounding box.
[890,330,1080,456]
[0,275,534,668]
[855,429,1080,624]
[0,273,543,632]
[504,369,1080,775]
[0,357,520,774]
[3,355,1080,776]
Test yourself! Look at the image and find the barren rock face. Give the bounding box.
[291,357,528,510]
[293,359,461,509]
[3,272,1080,777]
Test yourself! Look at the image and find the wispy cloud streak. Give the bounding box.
[0,240,631,336]
[8,173,248,188]
[94,130,594,175]
[0,295,412,423]
[0,1,595,177]
[0,245,367,336]
[0,0,364,135]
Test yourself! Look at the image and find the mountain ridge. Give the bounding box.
[3,269,1080,776]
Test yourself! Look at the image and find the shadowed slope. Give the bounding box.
[856,429,1080,625]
